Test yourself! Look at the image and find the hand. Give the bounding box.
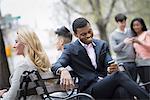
[132,38,141,44]
[107,63,119,74]
[0,89,7,96]
[123,37,134,44]
[60,69,75,90]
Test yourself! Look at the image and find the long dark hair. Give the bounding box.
[130,17,147,36]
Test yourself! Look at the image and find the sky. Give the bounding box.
[0,0,101,72]
[1,0,64,70]
[1,0,60,30]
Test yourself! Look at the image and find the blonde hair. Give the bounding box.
[17,26,50,72]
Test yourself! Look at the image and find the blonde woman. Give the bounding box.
[0,26,50,100]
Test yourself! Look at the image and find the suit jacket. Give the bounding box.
[52,39,113,93]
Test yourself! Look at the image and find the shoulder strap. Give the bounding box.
[33,70,51,100]
[16,71,32,100]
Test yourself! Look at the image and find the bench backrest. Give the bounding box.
[16,70,79,100]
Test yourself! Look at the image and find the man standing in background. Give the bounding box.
[109,13,137,81]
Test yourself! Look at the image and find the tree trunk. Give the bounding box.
[0,28,10,89]
[96,20,108,42]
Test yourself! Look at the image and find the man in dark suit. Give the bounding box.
[51,17,149,99]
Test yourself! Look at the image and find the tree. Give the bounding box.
[59,0,150,42]
[0,10,10,89]
[122,0,150,26]
[60,0,117,42]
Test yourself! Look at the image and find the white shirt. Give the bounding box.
[78,40,97,69]
[115,28,128,34]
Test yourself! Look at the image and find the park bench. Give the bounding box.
[16,70,95,100]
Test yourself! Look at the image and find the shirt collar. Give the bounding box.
[78,39,96,47]
[115,28,128,34]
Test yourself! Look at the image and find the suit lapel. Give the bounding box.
[93,40,103,67]
[74,39,104,67]
[73,40,95,70]
[73,40,87,55]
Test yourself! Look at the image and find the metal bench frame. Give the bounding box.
[16,70,95,100]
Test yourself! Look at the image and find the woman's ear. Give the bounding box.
[60,38,64,45]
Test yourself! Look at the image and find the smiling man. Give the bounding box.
[52,17,149,100]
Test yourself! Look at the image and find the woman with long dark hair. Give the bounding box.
[131,17,150,93]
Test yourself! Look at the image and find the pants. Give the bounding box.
[137,66,150,93]
[122,62,137,81]
[91,71,149,100]
[112,86,134,100]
